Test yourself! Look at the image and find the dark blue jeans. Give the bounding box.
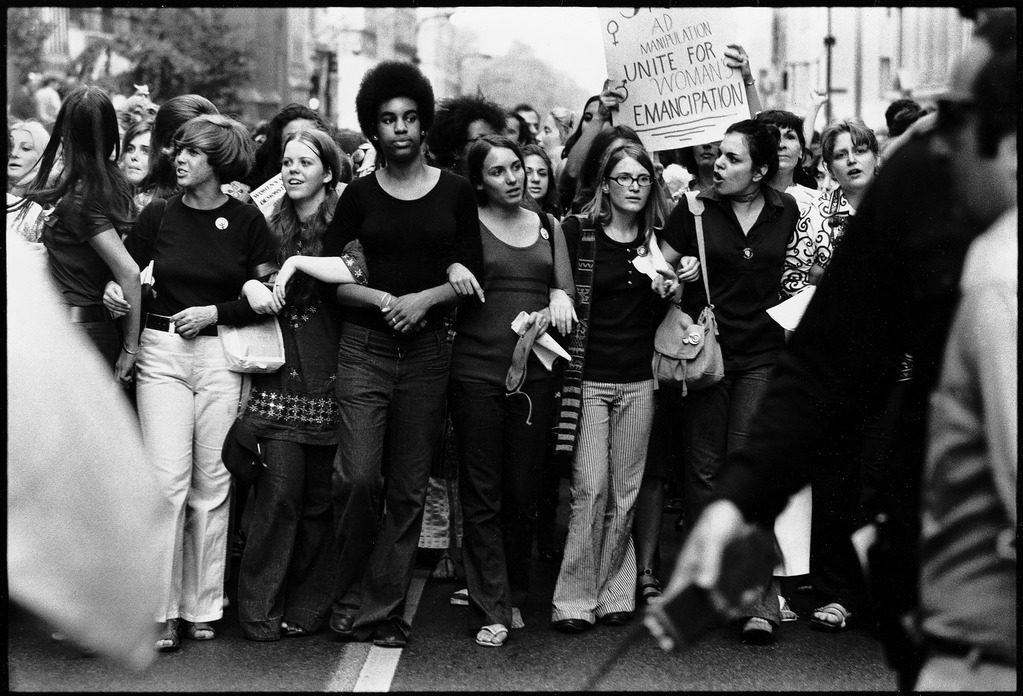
[449,377,559,627]
[237,439,336,640]
[331,324,451,639]
[681,365,780,624]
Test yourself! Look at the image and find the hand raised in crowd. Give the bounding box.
[723,44,754,84]
[103,280,130,318]
[548,288,577,336]
[447,262,485,303]
[598,78,627,122]
[809,87,829,109]
[170,305,218,339]
[243,279,283,315]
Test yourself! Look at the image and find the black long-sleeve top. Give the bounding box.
[322,169,483,334]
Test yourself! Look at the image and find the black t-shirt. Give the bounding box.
[561,215,663,383]
[661,186,798,372]
[42,192,133,308]
[128,193,275,326]
[322,169,483,334]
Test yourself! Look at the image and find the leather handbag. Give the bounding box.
[651,190,724,394]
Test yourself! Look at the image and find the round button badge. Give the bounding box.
[743,247,753,260]
[215,217,229,230]
[539,228,549,240]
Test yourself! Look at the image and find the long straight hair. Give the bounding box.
[28,85,134,227]
[581,141,668,244]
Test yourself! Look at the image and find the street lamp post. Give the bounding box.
[824,7,835,124]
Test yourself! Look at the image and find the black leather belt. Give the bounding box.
[145,313,218,337]
[68,305,111,323]
[925,636,1016,667]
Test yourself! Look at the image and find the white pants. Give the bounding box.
[136,328,241,623]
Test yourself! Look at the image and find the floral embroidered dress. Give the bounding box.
[781,187,855,298]
[240,237,367,445]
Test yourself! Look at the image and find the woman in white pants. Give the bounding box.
[124,114,276,651]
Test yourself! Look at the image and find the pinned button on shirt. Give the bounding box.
[742,247,753,260]
[215,217,229,230]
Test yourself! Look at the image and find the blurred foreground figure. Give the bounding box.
[7,231,172,670]
[660,11,1015,690]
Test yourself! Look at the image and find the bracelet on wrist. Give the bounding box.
[744,78,756,86]
[379,293,393,309]
[122,343,140,355]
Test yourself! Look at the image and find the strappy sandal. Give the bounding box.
[185,621,215,641]
[810,602,852,632]
[155,619,180,652]
[475,623,509,647]
[637,568,663,602]
[740,617,774,645]
[281,621,309,637]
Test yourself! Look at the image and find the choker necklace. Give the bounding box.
[731,188,761,203]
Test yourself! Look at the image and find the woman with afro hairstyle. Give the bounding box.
[425,94,506,177]
[322,60,484,649]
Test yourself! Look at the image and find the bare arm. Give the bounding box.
[88,229,142,382]
[725,44,763,116]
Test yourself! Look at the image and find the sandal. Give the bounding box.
[450,587,469,606]
[155,619,180,652]
[281,621,309,637]
[810,602,852,632]
[475,623,508,648]
[779,596,799,622]
[740,617,774,645]
[185,621,216,641]
[637,568,663,602]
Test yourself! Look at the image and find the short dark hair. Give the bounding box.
[724,119,780,183]
[755,109,806,152]
[884,98,922,136]
[249,103,326,187]
[466,134,524,205]
[514,103,538,117]
[505,111,532,146]
[562,95,601,158]
[426,95,506,171]
[150,94,219,198]
[173,114,254,184]
[355,61,435,141]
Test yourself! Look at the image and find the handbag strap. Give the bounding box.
[683,190,712,306]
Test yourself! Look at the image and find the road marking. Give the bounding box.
[343,571,427,693]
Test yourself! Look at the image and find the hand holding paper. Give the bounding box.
[511,311,570,371]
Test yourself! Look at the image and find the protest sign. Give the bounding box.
[249,174,286,219]
[600,8,752,151]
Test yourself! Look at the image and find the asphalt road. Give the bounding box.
[9,503,897,692]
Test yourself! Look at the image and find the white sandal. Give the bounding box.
[475,623,508,647]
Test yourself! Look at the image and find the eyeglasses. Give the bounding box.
[608,173,653,188]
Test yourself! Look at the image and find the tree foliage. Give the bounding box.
[113,8,253,113]
[7,8,53,83]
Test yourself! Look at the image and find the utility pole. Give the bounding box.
[824,7,835,124]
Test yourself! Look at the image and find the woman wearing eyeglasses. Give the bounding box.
[549,140,697,634]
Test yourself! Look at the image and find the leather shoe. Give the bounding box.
[552,618,593,634]
[599,612,634,626]
[329,612,356,640]
[371,618,409,648]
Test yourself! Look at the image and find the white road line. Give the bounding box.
[337,571,427,693]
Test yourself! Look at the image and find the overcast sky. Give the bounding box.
[450,6,776,94]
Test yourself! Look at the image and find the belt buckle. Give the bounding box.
[150,313,176,334]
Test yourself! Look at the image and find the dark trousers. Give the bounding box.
[808,420,869,616]
[237,439,336,639]
[449,377,558,627]
[331,324,451,638]
[681,366,780,624]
